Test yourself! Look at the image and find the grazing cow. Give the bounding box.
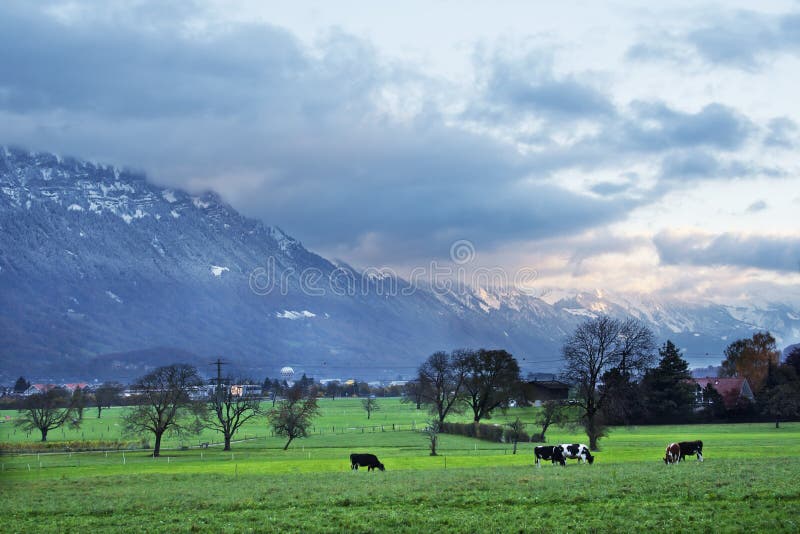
[677,440,703,462]
[664,442,681,464]
[534,445,566,467]
[350,453,385,471]
[559,443,594,464]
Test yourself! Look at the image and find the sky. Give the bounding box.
[1,0,799,305]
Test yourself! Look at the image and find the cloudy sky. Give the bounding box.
[2,0,799,304]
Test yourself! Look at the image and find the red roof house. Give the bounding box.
[692,377,755,409]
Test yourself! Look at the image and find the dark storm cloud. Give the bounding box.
[654,231,800,273]
[0,2,643,264]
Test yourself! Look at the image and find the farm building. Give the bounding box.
[523,379,570,403]
[692,377,755,409]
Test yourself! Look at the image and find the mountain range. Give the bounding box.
[1,146,798,382]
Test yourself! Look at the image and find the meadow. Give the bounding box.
[1,398,799,532]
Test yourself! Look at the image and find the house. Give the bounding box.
[523,379,570,404]
[692,377,755,409]
[22,384,58,396]
[62,382,89,393]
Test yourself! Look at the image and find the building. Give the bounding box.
[691,377,755,409]
[523,379,570,403]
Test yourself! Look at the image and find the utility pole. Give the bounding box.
[210,358,228,397]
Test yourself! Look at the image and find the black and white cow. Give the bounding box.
[677,440,703,462]
[534,445,565,467]
[664,442,681,464]
[559,443,594,464]
[350,453,385,471]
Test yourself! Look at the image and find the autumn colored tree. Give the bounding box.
[720,332,781,394]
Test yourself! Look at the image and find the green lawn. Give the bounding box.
[2,400,799,532]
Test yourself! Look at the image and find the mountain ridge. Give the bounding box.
[1,146,798,381]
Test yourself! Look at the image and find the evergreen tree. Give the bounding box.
[640,340,695,423]
[13,376,30,394]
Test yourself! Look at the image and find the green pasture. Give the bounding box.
[2,399,800,532]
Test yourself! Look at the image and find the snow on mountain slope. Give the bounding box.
[1,146,798,380]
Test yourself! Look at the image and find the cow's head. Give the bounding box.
[377,462,385,471]
[585,452,595,465]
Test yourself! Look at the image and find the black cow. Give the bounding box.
[559,443,594,464]
[534,445,565,467]
[350,453,385,471]
[677,440,703,462]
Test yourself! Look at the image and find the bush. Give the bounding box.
[0,439,145,453]
[440,421,512,443]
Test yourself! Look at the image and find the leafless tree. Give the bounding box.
[561,315,655,450]
[361,397,380,420]
[418,350,470,424]
[122,364,204,457]
[532,400,569,442]
[423,419,441,456]
[206,378,263,450]
[267,385,320,450]
[15,388,79,441]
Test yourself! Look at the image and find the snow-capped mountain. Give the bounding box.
[1,147,798,381]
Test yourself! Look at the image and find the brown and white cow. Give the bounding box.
[664,442,681,464]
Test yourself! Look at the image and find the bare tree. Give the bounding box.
[532,400,569,442]
[506,417,526,454]
[15,388,79,441]
[463,349,521,422]
[423,419,441,456]
[93,382,123,418]
[561,315,655,450]
[361,397,380,420]
[206,378,262,450]
[122,364,204,457]
[267,385,319,450]
[418,350,470,424]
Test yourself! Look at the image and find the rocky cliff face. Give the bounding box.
[1,147,797,381]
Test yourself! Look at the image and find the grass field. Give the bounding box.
[2,399,799,532]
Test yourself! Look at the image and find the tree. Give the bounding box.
[401,380,423,410]
[15,388,79,441]
[13,376,30,394]
[122,364,204,457]
[324,381,342,400]
[423,419,441,456]
[561,315,655,450]
[71,387,87,420]
[417,350,470,424]
[640,340,696,423]
[698,383,726,421]
[361,397,380,420]
[267,385,319,450]
[463,349,521,422]
[720,332,780,394]
[93,382,123,418]
[764,383,800,428]
[206,378,262,450]
[532,400,568,442]
[506,417,526,454]
[784,346,800,376]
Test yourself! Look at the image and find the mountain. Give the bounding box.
[1,146,799,382]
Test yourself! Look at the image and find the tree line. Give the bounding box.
[9,316,800,454]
